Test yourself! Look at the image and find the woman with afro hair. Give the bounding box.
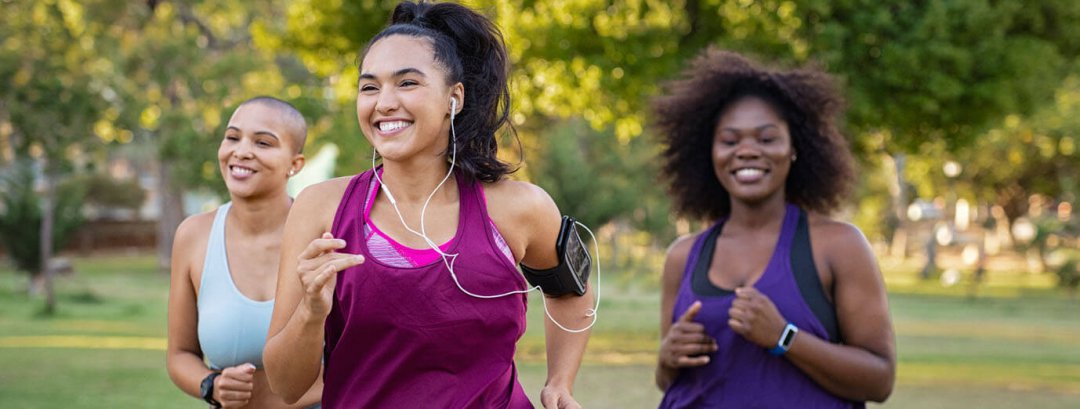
[653,49,895,408]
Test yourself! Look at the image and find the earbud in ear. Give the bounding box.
[450,98,458,121]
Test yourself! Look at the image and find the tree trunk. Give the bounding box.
[156,159,185,273]
[885,153,911,259]
[609,221,619,281]
[41,162,56,315]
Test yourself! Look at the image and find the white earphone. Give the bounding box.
[450,97,458,119]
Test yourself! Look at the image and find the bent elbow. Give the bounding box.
[164,352,184,390]
[263,354,306,404]
[265,369,304,404]
[280,392,303,406]
[262,354,289,400]
[867,385,893,403]
[866,371,895,403]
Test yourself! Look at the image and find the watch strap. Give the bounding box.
[200,371,222,408]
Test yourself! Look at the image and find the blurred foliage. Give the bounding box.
[0,161,85,276]
[256,0,1080,243]
[524,119,673,242]
[802,0,1080,153]
[117,0,296,195]
[0,0,333,196]
[900,76,1080,223]
[1053,252,1079,292]
[79,173,147,212]
[0,0,106,173]
[259,0,1080,151]
[2,0,1078,258]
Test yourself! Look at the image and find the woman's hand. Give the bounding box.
[727,287,787,348]
[295,232,364,319]
[659,301,718,369]
[540,385,581,409]
[214,363,256,408]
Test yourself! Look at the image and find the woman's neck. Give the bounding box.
[378,158,457,205]
[228,190,293,236]
[726,194,787,230]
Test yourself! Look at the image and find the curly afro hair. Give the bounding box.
[653,48,855,222]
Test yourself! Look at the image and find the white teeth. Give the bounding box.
[735,168,765,178]
[231,166,253,176]
[379,120,410,132]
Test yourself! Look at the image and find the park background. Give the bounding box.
[1,0,1079,407]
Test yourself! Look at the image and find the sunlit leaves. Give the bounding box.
[802,0,1076,152]
[901,75,1080,221]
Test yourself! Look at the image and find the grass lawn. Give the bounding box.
[1,253,1079,408]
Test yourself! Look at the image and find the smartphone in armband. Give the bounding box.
[520,215,591,297]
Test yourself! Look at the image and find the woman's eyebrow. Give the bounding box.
[226,126,280,141]
[359,67,427,81]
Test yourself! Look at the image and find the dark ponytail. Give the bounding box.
[363,0,515,183]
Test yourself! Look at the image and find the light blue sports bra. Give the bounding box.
[197,202,275,370]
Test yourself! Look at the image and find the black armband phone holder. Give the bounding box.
[520,215,591,297]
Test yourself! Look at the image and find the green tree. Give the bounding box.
[799,0,1080,152]
[92,0,325,271]
[0,161,85,292]
[80,173,148,215]
[526,119,662,232]
[0,0,108,313]
[261,0,1079,199]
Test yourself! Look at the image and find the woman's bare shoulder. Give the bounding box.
[482,178,558,225]
[806,213,870,250]
[174,209,217,249]
[293,176,354,212]
[483,179,552,208]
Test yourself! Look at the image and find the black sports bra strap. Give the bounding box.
[790,210,841,342]
[691,223,732,296]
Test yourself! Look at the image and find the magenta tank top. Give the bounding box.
[660,204,864,408]
[323,169,534,409]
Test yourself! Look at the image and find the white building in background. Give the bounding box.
[288,143,339,198]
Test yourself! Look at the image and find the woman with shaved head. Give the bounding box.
[166,96,321,408]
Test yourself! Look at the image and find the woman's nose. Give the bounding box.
[734,144,762,159]
[233,140,255,159]
[375,90,399,114]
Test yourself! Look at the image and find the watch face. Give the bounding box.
[780,327,796,347]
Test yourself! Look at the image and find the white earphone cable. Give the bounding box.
[371,99,598,333]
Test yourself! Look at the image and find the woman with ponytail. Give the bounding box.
[264,2,593,408]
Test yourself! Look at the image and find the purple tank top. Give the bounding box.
[323,169,534,409]
[660,204,864,409]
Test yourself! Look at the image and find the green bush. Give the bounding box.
[0,161,86,275]
[80,172,146,212]
[1053,252,1080,292]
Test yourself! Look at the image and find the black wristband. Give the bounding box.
[200,371,222,408]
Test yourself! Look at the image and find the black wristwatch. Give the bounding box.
[200,371,222,408]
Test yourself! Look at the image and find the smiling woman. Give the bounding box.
[263,2,594,409]
[166,96,321,409]
[652,49,896,408]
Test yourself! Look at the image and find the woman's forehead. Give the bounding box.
[228,103,303,150]
[360,35,438,75]
[717,96,786,128]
